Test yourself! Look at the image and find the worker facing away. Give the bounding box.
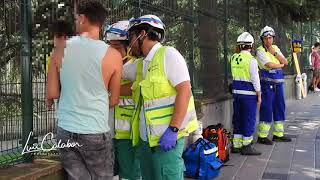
[230,32,262,156]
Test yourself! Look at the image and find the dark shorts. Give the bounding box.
[56,127,114,180]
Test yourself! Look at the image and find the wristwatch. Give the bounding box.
[169,125,179,132]
[273,52,278,57]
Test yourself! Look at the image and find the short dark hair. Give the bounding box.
[130,23,164,42]
[51,20,74,38]
[77,0,107,27]
[314,42,320,48]
[238,44,252,51]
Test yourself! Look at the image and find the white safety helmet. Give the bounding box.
[260,26,275,37]
[128,14,165,42]
[103,20,129,41]
[237,32,254,46]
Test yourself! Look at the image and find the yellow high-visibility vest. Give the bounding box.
[131,46,199,147]
[114,79,135,139]
[256,45,281,70]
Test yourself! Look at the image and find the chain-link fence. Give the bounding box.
[0,0,319,167]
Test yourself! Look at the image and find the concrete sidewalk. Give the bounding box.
[211,93,320,180]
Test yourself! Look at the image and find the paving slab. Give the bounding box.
[315,140,320,179]
[232,143,274,180]
[263,139,296,178]
[289,139,316,180]
[215,152,247,180]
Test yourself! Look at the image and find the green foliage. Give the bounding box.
[0,96,21,119]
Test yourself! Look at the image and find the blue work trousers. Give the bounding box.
[232,94,257,137]
[259,81,286,123]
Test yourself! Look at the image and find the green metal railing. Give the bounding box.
[0,0,320,167]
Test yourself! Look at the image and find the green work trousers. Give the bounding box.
[136,138,185,180]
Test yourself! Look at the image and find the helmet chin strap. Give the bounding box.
[128,28,153,58]
[138,33,148,56]
[122,46,134,62]
[135,31,149,57]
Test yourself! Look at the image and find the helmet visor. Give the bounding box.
[128,17,165,30]
[262,30,275,37]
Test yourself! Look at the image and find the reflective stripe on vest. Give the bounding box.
[232,89,256,95]
[260,77,285,83]
[233,77,251,82]
[144,95,197,134]
[260,69,284,83]
[133,46,199,147]
[114,80,134,139]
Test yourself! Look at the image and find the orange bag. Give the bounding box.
[202,123,230,162]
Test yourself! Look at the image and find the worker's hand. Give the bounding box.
[256,92,262,110]
[267,46,276,55]
[159,127,178,152]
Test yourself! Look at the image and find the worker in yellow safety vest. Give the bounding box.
[103,20,141,180]
[230,32,262,155]
[122,14,199,180]
[256,26,292,145]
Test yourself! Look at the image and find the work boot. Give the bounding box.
[231,147,241,153]
[272,135,292,142]
[257,137,273,145]
[240,144,262,156]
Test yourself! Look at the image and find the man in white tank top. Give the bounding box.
[46,1,122,179]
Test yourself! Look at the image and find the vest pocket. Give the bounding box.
[150,76,171,98]
[140,81,154,99]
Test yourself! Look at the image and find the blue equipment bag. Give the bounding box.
[183,138,223,180]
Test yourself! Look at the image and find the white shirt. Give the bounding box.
[256,47,284,66]
[124,43,190,141]
[241,51,261,92]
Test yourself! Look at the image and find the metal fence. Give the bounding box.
[0,0,319,167]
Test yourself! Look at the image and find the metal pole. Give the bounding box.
[20,0,34,163]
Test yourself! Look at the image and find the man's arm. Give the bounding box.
[264,62,285,69]
[169,81,192,128]
[101,47,123,107]
[120,83,132,96]
[267,46,288,65]
[257,49,285,69]
[46,47,63,101]
[163,47,193,128]
[249,59,261,108]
